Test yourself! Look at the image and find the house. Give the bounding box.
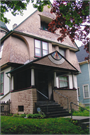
[76,45,90,107]
[0,6,81,115]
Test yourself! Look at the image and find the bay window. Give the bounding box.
[35,39,48,57]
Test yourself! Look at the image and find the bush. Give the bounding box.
[20,114,26,118]
[13,113,19,117]
[27,113,46,118]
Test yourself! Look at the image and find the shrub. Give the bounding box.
[27,113,46,118]
[79,103,85,112]
[13,113,19,117]
[20,114,26,118]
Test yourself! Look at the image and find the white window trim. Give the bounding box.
[78,87,80,97]
[83,84,90,99]
[0,45,3,59]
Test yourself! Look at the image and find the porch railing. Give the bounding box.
[70,102,90,119]
[36,89,49,113]
[54,90,69,111]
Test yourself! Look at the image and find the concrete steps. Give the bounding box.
[36,101,71,118]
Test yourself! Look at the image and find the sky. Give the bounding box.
[5,0,85,47]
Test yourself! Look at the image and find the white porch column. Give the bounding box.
[54,72,57,88]
[31,68,35,86]
[72,74,77,89]
[11,76,14,90]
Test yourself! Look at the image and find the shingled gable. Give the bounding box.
[14,6,79,51]
[6,51,78,75]
[33,51,78,72]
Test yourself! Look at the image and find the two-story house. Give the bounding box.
[76,45,90,107]
[0,6,81,115]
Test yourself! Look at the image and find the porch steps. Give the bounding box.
[76,118,90,130]
[36,101,71,118]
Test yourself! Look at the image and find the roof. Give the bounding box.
[0,21,9,31]
[76,45,89,62]
[6,51,79,74]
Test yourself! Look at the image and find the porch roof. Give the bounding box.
[6,51,79,75]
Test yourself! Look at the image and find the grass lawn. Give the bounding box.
[72,106,90,116]
[1,116,89,134]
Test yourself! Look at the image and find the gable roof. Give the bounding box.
[6,51,79,75]
[76,45,89,62]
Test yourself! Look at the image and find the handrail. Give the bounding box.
[36,89,49,113]
[54,90,69,111]
[36,89,49,100]
[70,102,90,119]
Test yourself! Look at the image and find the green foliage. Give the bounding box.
[13,113,20,117]
[1,0,51,23]
[27,113,46,118]
[72,109,90,116]
[1,116,89,134]
[19,114,26,118]
[0,0,30,23]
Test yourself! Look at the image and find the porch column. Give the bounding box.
[11,76,14,91]
[31,68,35,87]
[72,74,77,89]
[54,72,57,88]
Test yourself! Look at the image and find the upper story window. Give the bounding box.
[35,39,48,58]
[83,84,89,99]
[0,72,4,95]
[59,48,65,57]
[0,43,4,59]
[41,21,48,31]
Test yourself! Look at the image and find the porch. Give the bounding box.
[6,51,79,115]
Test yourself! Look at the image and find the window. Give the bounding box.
[59,48,65,57]
[59,76,69,88]
[35,39,48,57]
[41,21,48,31]
[0,72,4,95]
[83,85,89,98]
[78,87,80,96]
[0,43,3,59]
[18,106,24,112]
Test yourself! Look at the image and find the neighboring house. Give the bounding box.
[0,6,81,114]
[76,45,90,107]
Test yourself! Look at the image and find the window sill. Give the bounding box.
[55,88,77,90]
[83,97,90,99]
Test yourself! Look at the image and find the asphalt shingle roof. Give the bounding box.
[76,45,88,62]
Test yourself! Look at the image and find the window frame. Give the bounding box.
[0,72,4,95]
[34,39,49,58]
[83,84,90,99]
[78,87,80,97]
[59,47,66,57]
[59,76,69,88]
[0,43,4,59]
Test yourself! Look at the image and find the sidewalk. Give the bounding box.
[64,116,90,120]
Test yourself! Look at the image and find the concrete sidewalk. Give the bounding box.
[64,116,90,120]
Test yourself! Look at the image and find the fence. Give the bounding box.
[0,100,10,115]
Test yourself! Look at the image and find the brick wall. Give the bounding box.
[11,88,37,114]
[53,90,78,111]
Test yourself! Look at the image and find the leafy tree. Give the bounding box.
[0,0,51,23]
[48,0,89,60]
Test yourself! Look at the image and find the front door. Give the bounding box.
[37,71,48,100]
